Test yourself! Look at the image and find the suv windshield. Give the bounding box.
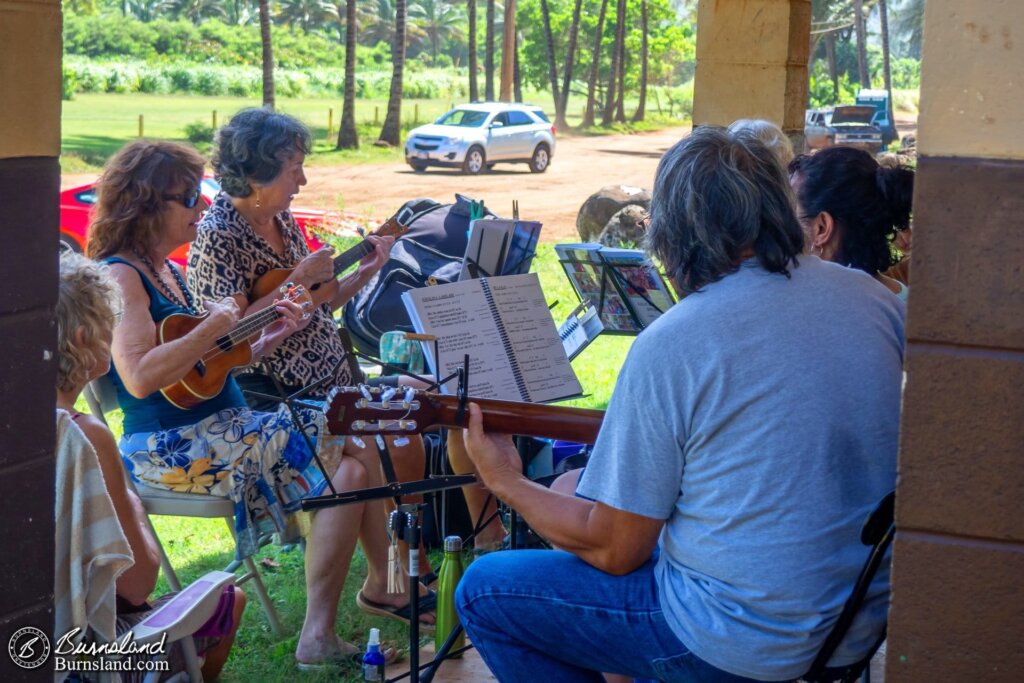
[437,110,489,127]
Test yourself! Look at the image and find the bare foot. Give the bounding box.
[295,633,359,665]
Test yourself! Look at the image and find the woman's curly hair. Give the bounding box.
[211,108,312,197]
[86,140,205,260]
[57,251,122,393]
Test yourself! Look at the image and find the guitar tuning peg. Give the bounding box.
[380,386,397,406]
[402,387,416,407]
[359,384,374,402]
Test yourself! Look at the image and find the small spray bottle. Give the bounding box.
[362,627,385,682]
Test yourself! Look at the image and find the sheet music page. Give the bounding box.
[486,273,583,403]
[402,280,525,400]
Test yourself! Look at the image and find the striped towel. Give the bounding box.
[54,409,134,670]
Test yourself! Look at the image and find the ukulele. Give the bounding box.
[324,386,605,444]
[249,207,413,303]
[160,283,313,410]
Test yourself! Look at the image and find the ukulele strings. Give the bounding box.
[197,295,299,363]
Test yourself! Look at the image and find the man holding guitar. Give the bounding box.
[456,128,905,682]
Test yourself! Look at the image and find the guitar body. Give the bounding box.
[251,267,301,301]
[158,313,254,410]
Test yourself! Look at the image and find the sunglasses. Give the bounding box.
[163,187,203,209]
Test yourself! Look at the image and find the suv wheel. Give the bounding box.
[409,161,428,173]
[463,146,486,175]
[529,144,550,173]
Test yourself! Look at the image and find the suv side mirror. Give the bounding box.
[489,121,504,129]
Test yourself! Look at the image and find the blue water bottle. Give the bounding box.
[362,627,385,682]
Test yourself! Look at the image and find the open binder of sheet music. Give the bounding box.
[459,219,543,280]
[402,273,583,403]
[558,300,604,361]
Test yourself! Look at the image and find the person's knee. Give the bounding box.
[333,455,369,489]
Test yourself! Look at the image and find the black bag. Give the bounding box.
[342,195,495,355]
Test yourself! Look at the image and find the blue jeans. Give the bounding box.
[455,550,770,683]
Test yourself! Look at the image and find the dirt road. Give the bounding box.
[298,127,690,242]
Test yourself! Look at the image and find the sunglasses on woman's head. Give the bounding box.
[163,187,202,209]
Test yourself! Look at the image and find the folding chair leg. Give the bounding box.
[180,635,205,683]
[222,517,285,637]
[242,554,285,637]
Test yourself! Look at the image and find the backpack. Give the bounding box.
[342,195,496,355]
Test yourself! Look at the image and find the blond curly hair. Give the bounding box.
[57,251,122,393]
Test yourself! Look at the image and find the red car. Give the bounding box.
[59,177,330,266]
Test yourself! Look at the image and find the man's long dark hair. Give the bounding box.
[645,126,805,293]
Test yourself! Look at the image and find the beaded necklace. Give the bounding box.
[133,249,198,314]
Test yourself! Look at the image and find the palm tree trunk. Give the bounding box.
[259,0,275,109]
[379,0,406,145]
[514,31,523,102]
[485,0,495,100]
[338,0,359,149]
[854,0,870,87]
[557,0,583,130]
[631,0,647,122]
[602,0,624,126]
[583,0,609,128]
[879,0,897,143]
[499,0,517,101]
[826,31,839,101]
[468,0,478,101]
[540,0,561,118]
[614,0,626,123]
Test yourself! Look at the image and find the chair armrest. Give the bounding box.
[130,571,235,645]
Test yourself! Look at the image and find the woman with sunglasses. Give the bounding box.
[86,140,404,668]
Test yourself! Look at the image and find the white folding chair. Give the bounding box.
[83,378,285,637]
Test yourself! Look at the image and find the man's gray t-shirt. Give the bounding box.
[577,257,905,681]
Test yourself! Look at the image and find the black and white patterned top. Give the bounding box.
[187,194,353,389]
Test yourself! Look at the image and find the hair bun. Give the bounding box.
[875,165,915,232]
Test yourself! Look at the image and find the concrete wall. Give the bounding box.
[886,1,1024,680]
[0,0,61,680]
[692,0,811,137]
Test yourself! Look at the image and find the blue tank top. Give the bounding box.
[103,257,247,434]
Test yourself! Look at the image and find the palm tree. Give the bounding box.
[631,0,647,122]
[278,0,332,31]
[583,0,610,128]
[468,0,479,100]
[485,0,496,99]
[614,0,626,124]
[893,0,924,58]
[557,0,583,131]
[337,0,359,148]
[259,0,275,109]
[363,0,427,50]
[539,0,561,116]
[410,0,464,65]
[499,0,516,101]
[169,0,227,25]
[225,0,257,24]
[379,0,406,145]
[878,0,897,143]
[602,0,624,126]
[853,0,871,87]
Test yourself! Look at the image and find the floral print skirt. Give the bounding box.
[120,405,344,560]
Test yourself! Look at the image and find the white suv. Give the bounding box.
[405,102,556,175]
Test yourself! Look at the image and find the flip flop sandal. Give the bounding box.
[356,590,438,633]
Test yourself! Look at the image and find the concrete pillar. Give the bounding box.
[887,2,1024,681]
[0,0,61,679]
[692,0,811,142]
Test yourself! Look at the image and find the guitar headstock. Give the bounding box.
[324,385,442,436]
[278,282,313,308]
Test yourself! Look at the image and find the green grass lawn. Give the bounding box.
[77,242,638,681]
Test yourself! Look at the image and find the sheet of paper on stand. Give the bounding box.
[402,273,583,403]
[558,299,604,360]
[554,243,676,335]
[460,219,543,280]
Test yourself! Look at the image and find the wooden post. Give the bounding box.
[328,108,334,141]
[414,103,419,124]
[138,114,144,138]
[374,106,379,125]
[212,110,217,130]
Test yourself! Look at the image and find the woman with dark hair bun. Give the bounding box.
[788,146,914,300]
